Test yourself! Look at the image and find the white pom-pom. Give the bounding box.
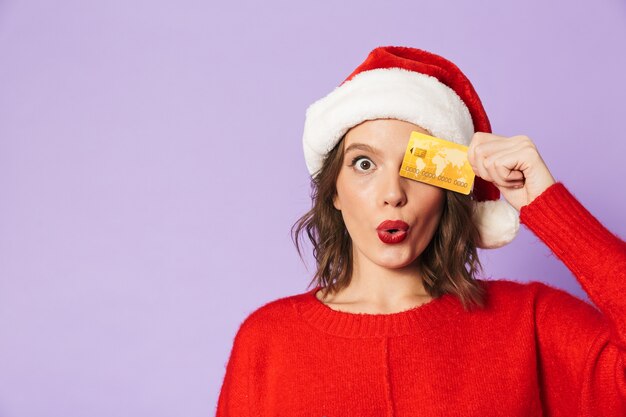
[472,199,520,249]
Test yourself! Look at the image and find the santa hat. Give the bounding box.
[302,45,520,249]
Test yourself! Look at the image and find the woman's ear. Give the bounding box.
[332,193,341,211]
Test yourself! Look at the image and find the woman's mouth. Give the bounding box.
[376,220,409,244]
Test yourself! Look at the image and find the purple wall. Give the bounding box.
[1,0,624,416]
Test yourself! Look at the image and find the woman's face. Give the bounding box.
[333,118,446,270]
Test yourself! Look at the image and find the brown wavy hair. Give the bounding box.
[291,135,488,312]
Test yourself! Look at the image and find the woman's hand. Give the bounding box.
[467,132,557,212]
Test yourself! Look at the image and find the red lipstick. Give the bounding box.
[376,220,409,244]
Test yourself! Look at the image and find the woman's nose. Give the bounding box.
[381,171,407,207]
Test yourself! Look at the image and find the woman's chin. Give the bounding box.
[353,238,424,270]
[374,251,419,270]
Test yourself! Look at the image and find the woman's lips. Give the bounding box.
[376,220,409,244]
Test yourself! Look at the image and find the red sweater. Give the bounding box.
[216,182,626,416]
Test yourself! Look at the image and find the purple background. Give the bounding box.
[1,0,625,416]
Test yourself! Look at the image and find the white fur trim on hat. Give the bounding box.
[302,67,475,177]
[472,199,520,249]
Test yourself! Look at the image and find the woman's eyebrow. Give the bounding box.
[344,143,381,155]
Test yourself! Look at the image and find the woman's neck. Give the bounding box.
[317,251,432,314]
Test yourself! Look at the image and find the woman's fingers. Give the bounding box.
[467,132,557,211]
[483,149,527,188]
[468,133,528,183]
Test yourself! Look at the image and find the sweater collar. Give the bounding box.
[291,285,463,338]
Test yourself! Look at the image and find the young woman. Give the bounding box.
[216,46,626,416]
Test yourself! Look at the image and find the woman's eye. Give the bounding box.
[351,156,375,172]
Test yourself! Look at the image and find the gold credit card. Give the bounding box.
[399,131,475,195]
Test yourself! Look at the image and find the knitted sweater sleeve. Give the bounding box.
[519,182,626,416]
[215,319,250,417]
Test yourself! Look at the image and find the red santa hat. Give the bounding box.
[302,45,520,249]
